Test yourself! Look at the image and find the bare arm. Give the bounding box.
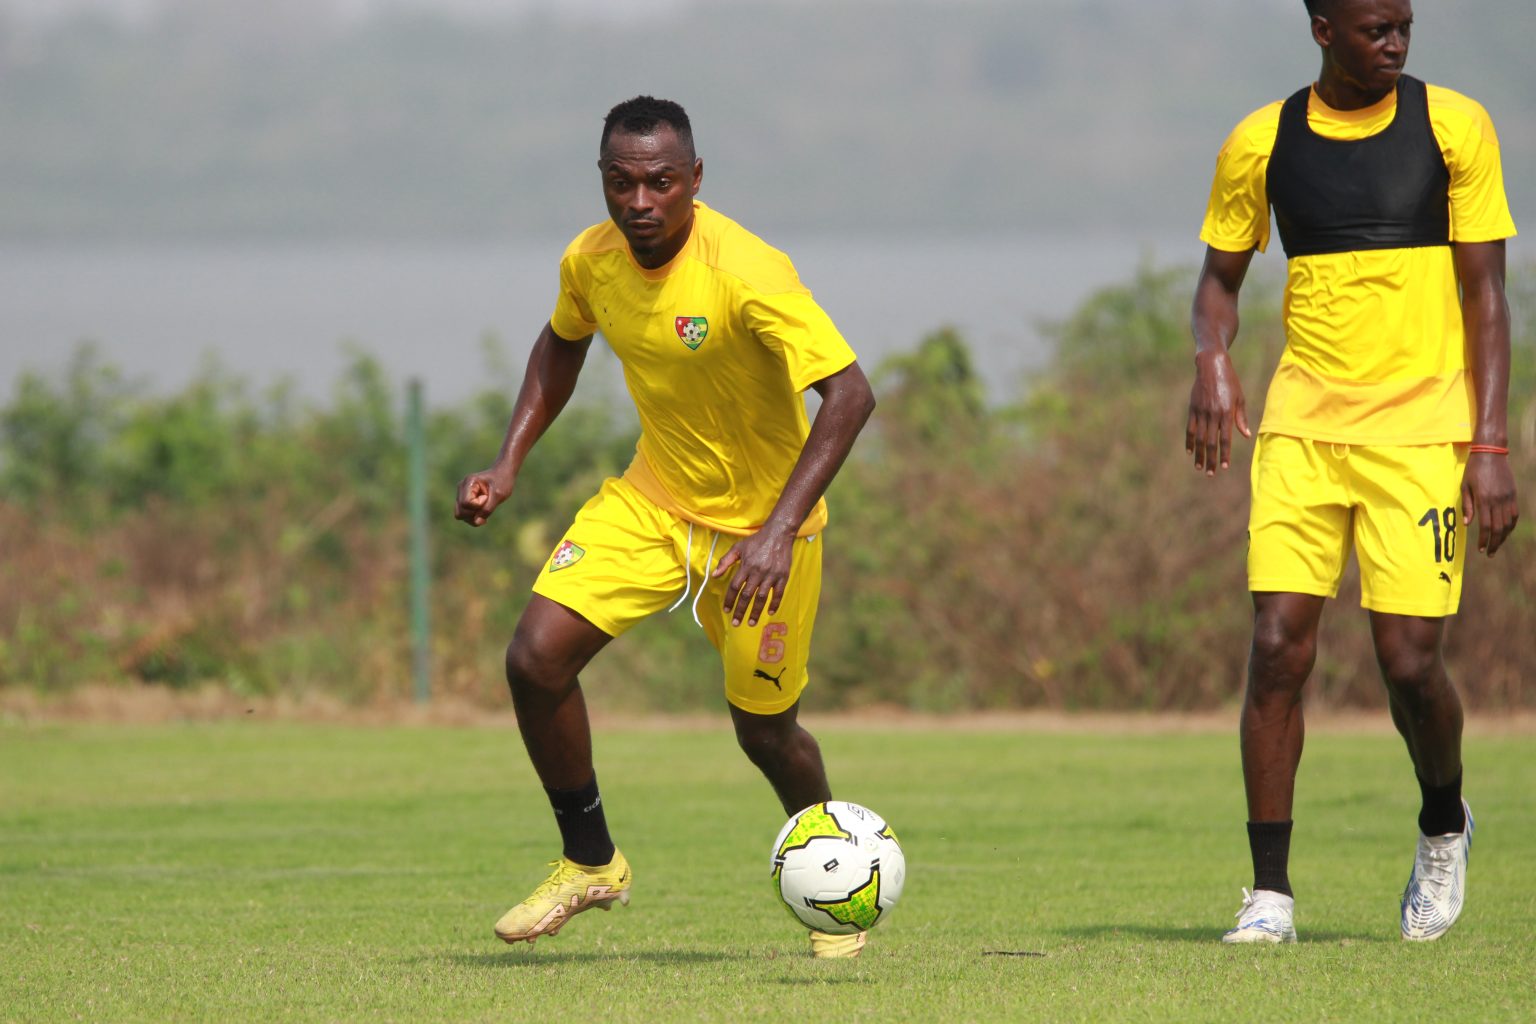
[713,360,877,626]
[1454,240,1519,555]
[1187,245,1257,475]
[455,321,593,527]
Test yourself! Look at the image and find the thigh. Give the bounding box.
[1248,434,1354,598]
[701,532,823,715]
[531,477,688,637]
[507,594,614,686]
[1349,444,1466,617]
[1368,610,1446,666]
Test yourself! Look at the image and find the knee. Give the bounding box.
[504,636,571,699]
[1248,617,1316,699]
[1376,642,1442,698]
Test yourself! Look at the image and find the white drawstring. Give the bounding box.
[667,522,696,613]
[691,531,721,628]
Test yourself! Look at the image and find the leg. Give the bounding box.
[1242,436,1350,823]
[1242,591,1326,822]
[1350,444,1472,939]
[1349,441,1469,820]
[494,478,687,943]
[1374,613,1474,940]
[504,594,613,791]
[1370,612,1461,786]
[493,596,630,944]
[1227,437,1349,942]
[733,700,867,959]
[1369,612,1464,824]
[710,536,857,957]
[730,700,833,815]
[710,532,827,815]
[1223,591,1323,943]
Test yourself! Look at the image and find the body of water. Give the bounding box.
[1,232,1204,405]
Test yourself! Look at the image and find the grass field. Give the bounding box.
[3,717,1534,1023]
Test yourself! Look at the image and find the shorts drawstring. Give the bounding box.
[692,531,721,628]
[667,522,696,614]
[667,522,720,629]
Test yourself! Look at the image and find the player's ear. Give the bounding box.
[1311,13,1331,49]
[691,158,703,196]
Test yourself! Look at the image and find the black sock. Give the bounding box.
[1417,770,1466,836]
[1247,820,1293,898]
[545,776,616,867]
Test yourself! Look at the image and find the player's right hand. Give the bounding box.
[455,469,513,527]
[1186,348,1252,475]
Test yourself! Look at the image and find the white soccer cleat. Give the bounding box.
[1401,801,1473,942]
[1222,887,1297,944]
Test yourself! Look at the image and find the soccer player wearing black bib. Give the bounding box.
[1186,0,1518,942]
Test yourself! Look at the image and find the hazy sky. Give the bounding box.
[1,0,1526,401]
[2,0,678,21]
[0,0,1301,23]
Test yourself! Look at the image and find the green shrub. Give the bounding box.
[2,264,1532,709]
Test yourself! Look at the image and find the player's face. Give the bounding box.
[598,127,702,269]
[1314,0,1412,101]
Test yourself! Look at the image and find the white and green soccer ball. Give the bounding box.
[770,800,905,934]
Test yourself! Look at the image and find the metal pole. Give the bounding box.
[407,377,431,704]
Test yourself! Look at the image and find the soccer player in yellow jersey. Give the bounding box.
[454,97,876,958]
[1186,0,1519,943]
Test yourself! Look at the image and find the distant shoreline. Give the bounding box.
[0,233,1206,405]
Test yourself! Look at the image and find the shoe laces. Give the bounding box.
[525,860,583,903]
[1413,842,1455,900]
[1234,887,1286,924]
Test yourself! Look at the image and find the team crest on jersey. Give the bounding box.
[674,316,709,351]
[548,540,585,572]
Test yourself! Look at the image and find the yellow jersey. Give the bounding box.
[1200,82,1517,444]
[549,201,857,537]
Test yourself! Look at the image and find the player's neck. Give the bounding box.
[1314,67,1396,112]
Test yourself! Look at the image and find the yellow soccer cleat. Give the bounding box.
[809,929,867,959]
[494,850,632,944]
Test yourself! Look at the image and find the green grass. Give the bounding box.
[2,719,1533,1023]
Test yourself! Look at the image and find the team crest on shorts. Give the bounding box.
[548,540,585,572]
[674,316,709,351]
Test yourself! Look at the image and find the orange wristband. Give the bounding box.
[1468,444,1510,455]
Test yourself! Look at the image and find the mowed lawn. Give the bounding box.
[2,717,1533,1023]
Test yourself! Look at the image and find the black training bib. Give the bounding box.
[1267,75,1450,259]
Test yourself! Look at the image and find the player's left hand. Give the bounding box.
[1462,452,1519,556]
[713,524,795,627]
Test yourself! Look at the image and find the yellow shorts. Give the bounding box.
[1248,435,1468,616]
[531,476,822,715]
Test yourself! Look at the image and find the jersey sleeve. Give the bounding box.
[1429,88,1518,244]
[741,286,857,393]
[1199,103,1281,254]
[549,253,598,342]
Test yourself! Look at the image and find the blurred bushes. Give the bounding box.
[3,264,1533,710]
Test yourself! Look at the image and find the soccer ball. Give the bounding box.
[770,801,905,934]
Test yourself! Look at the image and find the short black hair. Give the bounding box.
[600,96,695,158]
[1304,0,1336,15]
